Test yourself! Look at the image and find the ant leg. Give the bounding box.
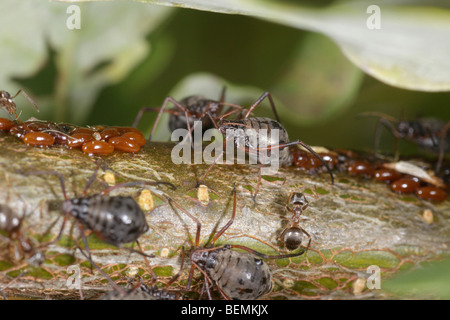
[12,89,39,113]
[244,140,334,185]
[243,91,281,123]
[82,167,101,196]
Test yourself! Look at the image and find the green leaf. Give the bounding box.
[64,0,450,92]
[0,0,172,122]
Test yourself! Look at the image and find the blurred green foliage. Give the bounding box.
[1,0,450,154]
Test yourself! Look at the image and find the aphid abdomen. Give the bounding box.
[196,248,272,300]
[63,195,149,246]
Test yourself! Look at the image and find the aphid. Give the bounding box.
[82,140,114,155]
[0,89,39,120]
[22,131,55,147]
[390,176,421,194]
[24,169,176,259]
[347,161,375,178]
[279,192,312,253]
[416,186,447,202]
[0,117,15,131]
[374,168,402,183]
[383,161,446,189]
[168,186,306,300]
[132,87,244,142]
[361,112,450,172]
[198,92,334,201]
[108,136,140,153]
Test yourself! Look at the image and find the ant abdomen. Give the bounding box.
[281,227,304,251]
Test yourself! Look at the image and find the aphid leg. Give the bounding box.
[436,120,450,173]
[77,223,93,280]
[243,91,281,123]
[76,241,127,295]
[0,272,26,300]
[136,240,158,285]
[210,185,237,245]
[165,246,185,288]
[375,117,403,159]
[99,180,176,196]
[139,97,193,143]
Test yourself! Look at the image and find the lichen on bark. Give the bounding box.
[0,133,449,299]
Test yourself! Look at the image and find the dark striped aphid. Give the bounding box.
[168,186,306,300]
[361,112,450,173]
[24,169,176,259]
[279,192,312,253]
[199,92,334,201]
[132,87,243,142]
[0,89,39,120]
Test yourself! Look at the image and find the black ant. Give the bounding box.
[0,89,39,120]
[361,112,450,173]
[279,192,314,254]
[167,185,306,300]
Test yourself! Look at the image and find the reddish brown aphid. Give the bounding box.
[71,127,95,136]
[416,186,447,202]
[291,149,322,171]
[112,126,144,135]
[374,168,402,183]
[390,177,421,194]
[22,132,55,146]
[100,128,121,141]
[67,133,95,148]
[82,140,114,155]
[347,161,375,178]
[0,118,15,131]
[121,132,146,147]
[108,136,141,153]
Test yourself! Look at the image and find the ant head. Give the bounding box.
[288,192,308,208]
[0,90,11,99]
